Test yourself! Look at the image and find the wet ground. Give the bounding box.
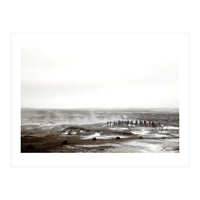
[21,123,179,153]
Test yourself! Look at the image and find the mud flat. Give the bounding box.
[21,123,179,153]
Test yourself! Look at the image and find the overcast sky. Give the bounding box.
[21,34,181,109]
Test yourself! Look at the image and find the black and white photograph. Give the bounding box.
[20,34,181,153]
[2,1,200,200]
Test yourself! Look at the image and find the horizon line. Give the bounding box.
[21,107,179,110]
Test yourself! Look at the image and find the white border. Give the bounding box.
[11,33,189,167]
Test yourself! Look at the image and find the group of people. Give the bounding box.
[106,120,159,127]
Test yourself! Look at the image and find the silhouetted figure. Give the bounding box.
[118,120,120,126]
[152,122,157,127]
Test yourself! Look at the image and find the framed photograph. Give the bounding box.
[11,33,189,167]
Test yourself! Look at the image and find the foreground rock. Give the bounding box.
[25,144,35,151]
[62,140,68,145]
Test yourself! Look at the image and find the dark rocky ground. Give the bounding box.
[21,122,179,153]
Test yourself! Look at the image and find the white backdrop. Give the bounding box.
[0,1,199,200]
[11,33,189,167]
